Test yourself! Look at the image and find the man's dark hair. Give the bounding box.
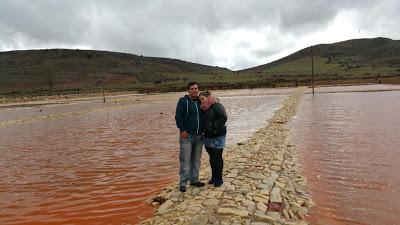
[187,81,199,90]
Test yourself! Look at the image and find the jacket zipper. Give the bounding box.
[195,102,199,134]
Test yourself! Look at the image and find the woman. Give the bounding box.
[199,90,227,187]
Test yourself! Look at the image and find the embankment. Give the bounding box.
[140,87,313,225]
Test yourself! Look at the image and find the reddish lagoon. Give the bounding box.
[290,84,400,225]
[0,88,289,225]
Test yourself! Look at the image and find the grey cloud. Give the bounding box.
[252,48,282,59]
[0,1,91,44]
[352,0,400,37]
[1,0,399,69]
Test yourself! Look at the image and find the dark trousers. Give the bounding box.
[205,146,224,183]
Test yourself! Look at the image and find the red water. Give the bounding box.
[0,89,286,225]
[290,85,400,225]
[1,101,177,225]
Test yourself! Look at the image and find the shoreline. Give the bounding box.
[140,87,313,225]
[2,83,398,107]
[0,86,295,106]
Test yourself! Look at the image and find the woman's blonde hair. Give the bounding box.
[199,90,212,97]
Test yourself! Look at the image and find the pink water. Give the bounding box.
[290,85,400,225]
[0,89,286,225]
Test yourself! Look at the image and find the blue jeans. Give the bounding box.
[179,134,203,187]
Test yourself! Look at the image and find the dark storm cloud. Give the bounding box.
[0,0,399,69]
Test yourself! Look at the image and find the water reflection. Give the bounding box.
[290,86,400,225]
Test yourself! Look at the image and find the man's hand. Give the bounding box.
[180,131,189,139]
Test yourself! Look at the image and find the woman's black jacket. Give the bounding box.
[202,102,227,138]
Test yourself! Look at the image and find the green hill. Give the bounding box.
[239,37,400,85]
[1,37,400,97]
[0,49,247,96]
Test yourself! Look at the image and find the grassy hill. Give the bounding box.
[239,37,400,85]
[0,49,256,96]
[1,37,400,97]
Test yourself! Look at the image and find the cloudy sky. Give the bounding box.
[1,0,399,70]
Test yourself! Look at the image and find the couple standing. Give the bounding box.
[175,81,227,193]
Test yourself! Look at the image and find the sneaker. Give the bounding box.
[208,179,215,185]
[190,181,205,187]
[179,186,186,192]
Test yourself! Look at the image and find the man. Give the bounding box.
[175,81,205,192]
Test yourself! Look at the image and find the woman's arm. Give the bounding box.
[213,103,227,129]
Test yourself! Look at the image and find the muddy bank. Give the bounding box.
[140,87,312,225]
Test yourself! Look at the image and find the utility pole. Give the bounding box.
[311,45,315,96]
[102,77,106,103]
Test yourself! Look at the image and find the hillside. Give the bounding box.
[0,49,244,95]
[239,37,400,84]
[1,37,400,97]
